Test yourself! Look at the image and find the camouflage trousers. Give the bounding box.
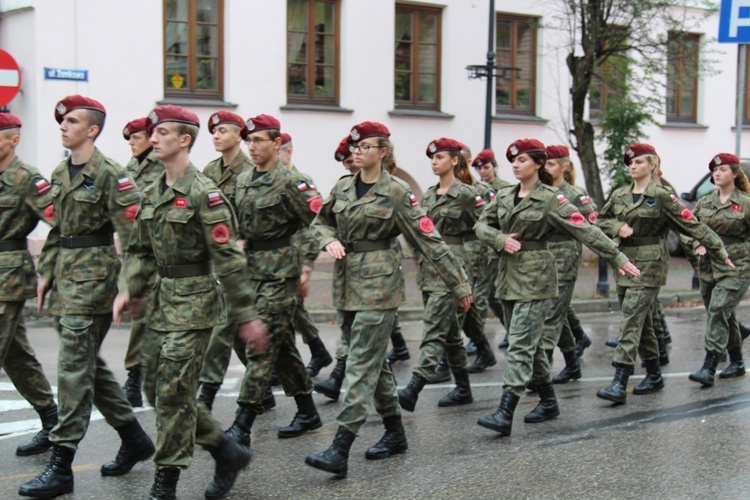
[142,326,222,469]
[294,290,320,344]
[557,306,581,354]
[612,286,660,367]
[530,280,575,386]
[501,299,554,397]
[700,277,750,354]
[50,314,134,450]
[0,301,55,409]
[199,317,247,387]
[333,314,403,361]
[652,300,667,344]
[488,258,507,328]
[124,316,145,370]
[238,278,312,414]
[462,255,491,345]
[413,291,467,379]
[335,309,399,435]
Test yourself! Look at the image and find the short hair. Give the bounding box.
[175,123,199,152]
[85,109,106,139]
[279,142,293,153]
[1,127,20,139]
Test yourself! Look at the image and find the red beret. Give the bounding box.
[122,117,147,140]
[0,113,22,131]
[709,153,740,171]
[54,95,106,123]
[545,145,570,160]
[472,149,495,168]
[146,105,200,135]
[506,139,545,162]
[623,143,657,166]
[349,121,390,142]
[245,114,280,134]
[426,137,462,158]
[334,136,351,162]
[208,111,247,138]
[280,133,292,145]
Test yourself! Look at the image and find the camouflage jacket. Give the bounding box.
[290,164,321,269]
[418,180,482,291]
[598,179,728,288]
[125,150,164,189]
[119,164,256,331]
[463,180,494,280]
[550,182,598,281]
[685,189,750,282]
[312,170,471,311]
[38,148,140,315]
[486,177,514,261]
[203,149,253,213]
[0,157,55,301]
[476,180,628,301]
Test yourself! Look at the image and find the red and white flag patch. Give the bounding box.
[580,195,591,205]
[489,191,496,201]
[117,177,135,192]
[207,192,224,208]
[556,194,568,205]
[475,195,485,207]
[297,182,309,192]
[35,179,51,194]
[670,193,678,204]
[409,193,419,207]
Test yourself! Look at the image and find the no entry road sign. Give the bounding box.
[0,49,22,106]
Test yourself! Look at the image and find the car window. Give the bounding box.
[695,174,715,201]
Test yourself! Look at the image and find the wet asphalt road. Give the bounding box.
[2,304,750,499]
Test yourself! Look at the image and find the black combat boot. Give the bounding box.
[552,350,581,384]
[198,382,221,411]
[633,358,665,395]
[18,444,75,498]
[398,374,427,412]
[596,364,632,404]
[524,383,560,423]
[465,341,478,356]
[204,433,252,499]
[100,419,155,476]
[314,359,346,401]
[306,337,333,377]
[268,371,280,386]
[149,468,180,500]
[720,348,746,379]
[658,337,670,366]
[278,394,322,438]
[438,370,473,407]
[122,366,143,407]
[305,426,356,477]
[468,341,497,373]
[740,322,750,341]
[224,404,256,446]
[365,415,408,460]
[689,350,721,387]
[605,337,619,347]
[16,403,58,456]
[498,333,510,349]
[477,391,520,435]
[426,356,451,384]
[661,314,673,344]
[573,325,592,358]
[262,385,276,410]
[387,331,411,363]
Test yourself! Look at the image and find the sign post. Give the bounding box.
[0,49,22,107]
[719,0,750,158]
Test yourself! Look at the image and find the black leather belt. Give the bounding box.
[0,239,27,252]
[519,241,548,251]
[245,236,291,252]
[60,233,114,249]
[549,234,573,242]
[720,235,746,245]
[464,233,478,242]
[442,235,464,245]
[158,262,212,278]
[619,236,662,247]
[343,239,393,253]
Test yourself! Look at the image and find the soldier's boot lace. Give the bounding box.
[313,359,346,401]
[122,366,143,408]
[18,445,75,498]
[438,370,473,407]
[633,358,665,395]
[426,356,450,384]
[16,403,58,456]
[365,415,408,460]
[720,348,746,379]
[524,383,560,423]
[552,350,582,384]
[223,404,256,447]
[398,374,426,412]
[467,341,497,373]
[596,364,632,404]
[689,350,721,387]
[305,426,356,477]
[149,468,180,500]
[100,418,155,476]
[477,391,520,436]
[277,394,322,438]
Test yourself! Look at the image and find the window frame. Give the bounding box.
[286,0,341,105]
[162,0,225,100]
[394,3,442,111]
[666,32,700,123]
[495,13,538,116]
[740,47,750,126]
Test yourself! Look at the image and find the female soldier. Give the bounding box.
[397,138,484,412]
[687,153,750,386]
[475,138,639,436]
[596,143,730,404]
[305,123,472,477]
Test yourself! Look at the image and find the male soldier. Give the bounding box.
[0,113,59,457]
[113,105,268,500]
[223,114,322,446]
[277,132,333,377]
[120,117,165,407]
[20,96,154,499]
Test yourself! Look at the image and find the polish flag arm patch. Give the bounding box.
[409,193,419,207]
[117,177,135,192]
[475,195,485,207]
[556,194,568,205]
[35,179,51,194]
[297,182,309,192]
[207,191,224,208]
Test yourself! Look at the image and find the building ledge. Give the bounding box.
[388,109,454,119]
[157,97,238,108]
[280,104,353,113]
[659,122,708,130]
[492,113,548,124]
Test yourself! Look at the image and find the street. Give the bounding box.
[2,304,750,499]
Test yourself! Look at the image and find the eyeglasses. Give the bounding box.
[246,137,274,145]
[349,143,382,154]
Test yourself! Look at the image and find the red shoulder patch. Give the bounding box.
[733,204,742,211]
[681,208,693,221]
[124,204,139,223]
[419,216,435,233]
[570,212,585,225]
[44,204,55,222]
[587,211,599,224]
[211,222,230,244]
[174,198,187,208]
[308,196,323,214]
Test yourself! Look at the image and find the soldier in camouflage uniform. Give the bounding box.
[223,114,322,447]
[20,96,154,499]
[596,143,729,405]
[0,114,59,457]
[398,138,482,412]
[120,117,165,408]
[685,153,750,386]
[305,123,472,478]
[114,105,268,500]
[475,138,639,437]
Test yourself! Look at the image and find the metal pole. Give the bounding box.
[484,0,495,149]
[737,44,746,158]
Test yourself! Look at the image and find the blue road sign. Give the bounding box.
[44,67,88,81]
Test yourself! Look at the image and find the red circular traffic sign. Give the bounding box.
[0,49,22,106]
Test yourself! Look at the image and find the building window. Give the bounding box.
[287,0,340,104]
[164,0,224,99]
[496,14,537,115]
[589,30,628,118]
[394,4,441,110]
[666,32,699,123]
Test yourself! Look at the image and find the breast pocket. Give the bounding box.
[164,208,198,248]
[0,194,20,208]
[72,189,103,229]
[254,193,282,232]
[363,204,393,235]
